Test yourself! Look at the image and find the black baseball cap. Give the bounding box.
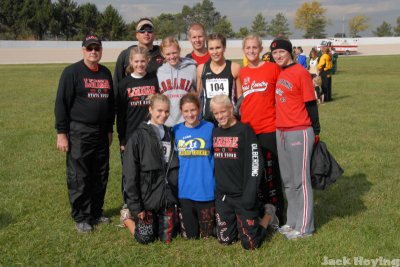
[82,34,102,47]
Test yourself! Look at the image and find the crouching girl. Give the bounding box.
[122,93,179,244]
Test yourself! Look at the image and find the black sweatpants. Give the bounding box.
[215,196,267,250]
[179,199,215,239]
[257,132,285,224]
[67,121,109,224]
[320,70,332,101]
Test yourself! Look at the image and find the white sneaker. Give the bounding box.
[119,208,132,227]
[285,230,313,240]
[278,225,293,234]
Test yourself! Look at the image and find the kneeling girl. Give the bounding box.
[123,94,179,244]
[173,93,216,239]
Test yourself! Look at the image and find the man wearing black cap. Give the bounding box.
[114,18,164,93]
[55,34,115,233]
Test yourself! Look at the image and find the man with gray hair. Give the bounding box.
[55,34,114,233]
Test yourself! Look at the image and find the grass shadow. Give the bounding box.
[0,212,13,229]
[330,94,350,102]
[104,207,122,218]
[314,173,371,228]
[331,69,347,74]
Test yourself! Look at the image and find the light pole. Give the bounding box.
[342,16,345,38]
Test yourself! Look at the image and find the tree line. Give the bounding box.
[1,0,399,41]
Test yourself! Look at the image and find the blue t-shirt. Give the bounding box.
[298,54,307,69]
[173,120,215,201]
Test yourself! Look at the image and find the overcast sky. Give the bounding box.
[75,0,400,38]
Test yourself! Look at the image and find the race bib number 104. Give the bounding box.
[205,78,229,98]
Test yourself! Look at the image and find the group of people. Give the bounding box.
[55,18,321,250]
[300,45,336,104]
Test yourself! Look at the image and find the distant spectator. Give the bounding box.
[242,55,249,67]
[317,47,323,62]
[244,50,274,67]
[296,47,307,69]
[331,48,338,74]
[313,75,323,104]
[318,46,333,102]
[262,51,274,63]
[308,49,319,78]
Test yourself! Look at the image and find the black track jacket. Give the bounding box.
[123,122,179,217]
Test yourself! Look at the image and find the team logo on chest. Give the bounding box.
[213,136,239,159]
[177,138,209,157]
[242,77,268,98]
[160,78,192,94]
[127,86,156,106]
[84,78,110,99]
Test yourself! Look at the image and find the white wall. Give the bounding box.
[1,37,399,49]
[1,37,399,64]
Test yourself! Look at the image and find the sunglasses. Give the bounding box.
[85,46,101,52]
[137,29,154,34]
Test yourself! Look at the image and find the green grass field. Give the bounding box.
[0,56,399,267]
